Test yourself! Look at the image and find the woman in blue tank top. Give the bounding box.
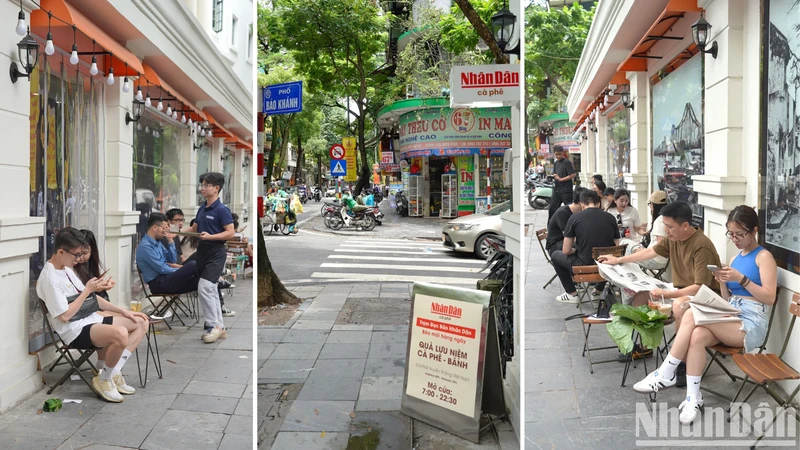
[631,205,777,425]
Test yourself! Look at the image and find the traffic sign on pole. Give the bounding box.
[330,160,347,177]
[329,144,345,160]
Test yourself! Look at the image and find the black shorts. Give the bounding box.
[69,316,113,350]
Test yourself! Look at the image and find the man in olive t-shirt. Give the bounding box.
[598,201,721,332]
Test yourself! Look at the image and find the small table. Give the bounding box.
[136,317,164,388]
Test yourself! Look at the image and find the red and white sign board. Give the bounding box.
[381,151,394,165]
[449,64,520,105]
[329,144,345,160]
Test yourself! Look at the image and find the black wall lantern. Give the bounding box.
[125,99,145,125]
[588,119,597,133]
[10,28,39,83]
[491,4,519,57]
[620,90,635,110]
[691,13,718,59]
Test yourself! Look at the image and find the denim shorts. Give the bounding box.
[729,296,769,353]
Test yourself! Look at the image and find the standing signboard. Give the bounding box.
[401,283,500,443]
[342,137,357,182]
[449,65,520,104]
[262,81,303,115]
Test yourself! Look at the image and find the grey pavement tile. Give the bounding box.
[257,359,316,383]
[141,429,223,450]
[169,393,239,415]
[269,342,324,360]
[368,342,408,359]
[280,329,330,344]
[297,374,362,401]
[358,376,404,401]
[526,318,567,333]
[256,327,289,344]
[90,393,176,427]
[259,343,277,360]
[526,367,575,393]
[215,332,253,351]
[291,320,336,330]
[379,292,409,299]
[183,380,247,398]
[355,399,402,411]
[318,343,370,359]
[526,331,569,350]
[525,389,579,423]
[280,400,356,432]
[58,445,138,450]
[234,395,253,416]
[218,433,253,450]
[153,409,231,434]
[326,331,372,344]
[363,358,406,377]
[224,414,253,436]
[373,325,409,332]
[131,377,192,396]
[311,358,367,378]
[62,418,153,449]
[270,432,349,450]
[298,310,341,320]
[192,350,253,384]
[332,324,373,331]
[370,331,409,344]
[526,347,574,369]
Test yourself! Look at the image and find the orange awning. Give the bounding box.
[160,78,206,121]
[140,63,161,88]
[225,136,252,150]
[207,114,235,139]
[617,0,702,72]
[31,0,143,76]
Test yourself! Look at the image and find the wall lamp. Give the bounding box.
[491,3,519,57]
[691,13,718,59]
[10,29,39,83]
[620,89,635,110]
[125,99,145,125]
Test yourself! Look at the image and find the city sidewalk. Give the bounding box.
[257,283,517,450]
[0,280,254,450]
[524,208,798,449]
[309,200,448,240]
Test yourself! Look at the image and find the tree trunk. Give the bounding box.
[453,0,509,64]
[265,116,279,185]
[317,155,322,187]
[257,218,298,308]
[294,135,304,183]
[353,113,370,196]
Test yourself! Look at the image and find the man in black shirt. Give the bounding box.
[548,146,577,221]
[545,187,586,254]
[551,190,619,303]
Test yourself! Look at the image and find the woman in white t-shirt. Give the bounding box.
[625,190,670,274]
[608,188,646,240]
[37,228,148,403]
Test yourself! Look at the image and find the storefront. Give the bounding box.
[568,0,800,398]
[0,0,252,411]
[535,113,580,179]
[395,106,512,218]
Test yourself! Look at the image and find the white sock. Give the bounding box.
[96,359,104,372]
[100,363,114,380]
[658,354,682,379]
[686,375,702,401]
[111,349,132,377]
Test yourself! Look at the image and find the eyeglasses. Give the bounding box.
[725,231,749,240]
[169,218,185,223]
[647,201,652,206]
[200,183,215,189]
[64,249,83,259]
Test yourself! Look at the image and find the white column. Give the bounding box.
[104,76,139,308]
[695,0,747,259]
[211,138,224,172]
[581,126,596,188]
[179,127,198,218]
[625,72,651,218]
[232,149,246,219]
[595,112,608,181]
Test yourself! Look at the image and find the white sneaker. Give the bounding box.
[202,325,224,343]
[679,396,703,424]
[113,373,136,395]
[221,307,236,317]
[555,293,579,304]
[92,375,124,403]
[633,370,677,393]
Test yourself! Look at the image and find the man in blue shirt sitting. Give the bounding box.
[136,213,199,295]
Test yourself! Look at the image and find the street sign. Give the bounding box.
[329,144,345,160]
[342,137,357,182]
[263,81,303,115]
[330,160,347,177]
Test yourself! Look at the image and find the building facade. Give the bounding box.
[0,0,252,412]
[568,0,799,400]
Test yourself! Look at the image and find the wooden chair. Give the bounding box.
[39,300,101,398]
[575,244,628,310]
[700,289,782,402]
[728,291,800,449]
[535,228,557,289]
[574,265,619,374]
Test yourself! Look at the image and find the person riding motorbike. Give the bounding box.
[342,191,369,216]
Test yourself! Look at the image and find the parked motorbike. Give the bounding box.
[367,205,384,225]
[395,190,409,217]
[528,176,554,209]
[328,206,377,231]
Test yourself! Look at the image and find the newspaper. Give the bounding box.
[687,285,741,325]
[596,263,675,293]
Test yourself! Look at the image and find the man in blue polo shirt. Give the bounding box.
[186,172,235,343]
[136,213,199,294]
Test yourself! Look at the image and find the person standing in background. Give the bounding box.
[548,145,577,221]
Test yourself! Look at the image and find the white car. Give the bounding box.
[442,201,510,259]
[325,187,337,197]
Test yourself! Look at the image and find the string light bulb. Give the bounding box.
[166,104,172,116]
[44,13,54,55]
[16,6,26,36]
[106,67,114,85]
[145,93,151,107]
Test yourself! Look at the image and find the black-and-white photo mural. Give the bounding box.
[762,0,800,274]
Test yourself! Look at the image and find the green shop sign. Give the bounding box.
[398,107,511,157]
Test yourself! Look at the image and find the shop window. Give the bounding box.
[606,106,630,189]
[651,53,704,227]
[28,56,103,352]
[761,0,800,275]
[212,0,224,33]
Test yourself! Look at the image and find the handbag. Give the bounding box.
[595,284,618,319]
[65,292,101,322]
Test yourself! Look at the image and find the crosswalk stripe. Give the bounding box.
[310,272,480,285]
[344,238,442,245]
[327,255,484,264]
[334,248,449,256]
[340,243,447,250]
[320,263,483,273]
